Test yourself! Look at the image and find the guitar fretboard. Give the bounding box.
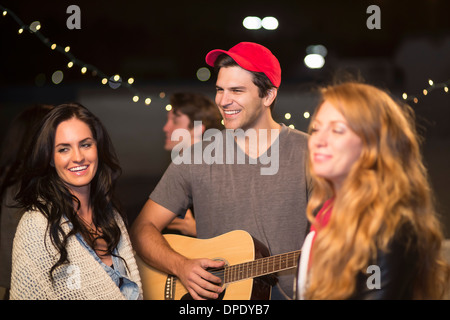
[223,250,301,284]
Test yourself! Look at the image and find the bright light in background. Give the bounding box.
[243,16,278,30]
[261,17,278,30]
[196,67,211,81]
[243,16,261,30]
[306,44,327,57]
[29,21,41,33]
[52,70,63,84]
[165,104,172,111]
[303,112,310,119]
[304,54,325,69]
[284,113,291,120]
[109,75,122,89]
[304,44,327,69]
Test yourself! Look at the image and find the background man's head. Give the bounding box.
[163,92,222,150]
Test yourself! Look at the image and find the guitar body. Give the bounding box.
[136,230,272,300]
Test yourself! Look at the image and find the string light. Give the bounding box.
[402,78,450,104]
[0,5,154,105]
[2,5,447,109]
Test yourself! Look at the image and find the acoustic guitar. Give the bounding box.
[136,230,301,300]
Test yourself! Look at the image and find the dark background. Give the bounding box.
[1,0,449,236]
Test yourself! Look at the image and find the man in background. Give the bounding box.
[162,92,222,236]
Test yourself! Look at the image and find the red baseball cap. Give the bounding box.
[205,42,281,88]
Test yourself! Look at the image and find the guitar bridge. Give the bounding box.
[164,275,176,300]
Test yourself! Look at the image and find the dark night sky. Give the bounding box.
[1,0,449,86]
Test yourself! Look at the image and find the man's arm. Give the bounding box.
[130,199,224,300]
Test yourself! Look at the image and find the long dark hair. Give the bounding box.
[0,104,53,214]
[15,103,124,279]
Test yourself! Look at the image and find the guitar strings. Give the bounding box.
[207,251,301,284]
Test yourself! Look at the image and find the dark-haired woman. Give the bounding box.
[10,103,142,300]
[0,104,53,299]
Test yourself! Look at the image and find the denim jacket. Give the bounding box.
[75,232,140,300]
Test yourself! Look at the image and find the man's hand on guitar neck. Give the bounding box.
[175,257,225,300]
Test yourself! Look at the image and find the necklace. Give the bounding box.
[77,214,97,234]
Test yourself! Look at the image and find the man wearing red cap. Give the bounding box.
[131,42,310,300]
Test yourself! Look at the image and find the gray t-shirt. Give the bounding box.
[150,124,311,299]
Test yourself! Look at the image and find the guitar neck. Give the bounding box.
[222,250,301,284]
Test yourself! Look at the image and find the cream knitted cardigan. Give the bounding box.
[10,209,143,300]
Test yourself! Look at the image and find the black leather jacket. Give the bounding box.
[350,224,419,299]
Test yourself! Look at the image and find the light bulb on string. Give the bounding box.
[30,21,41,33]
